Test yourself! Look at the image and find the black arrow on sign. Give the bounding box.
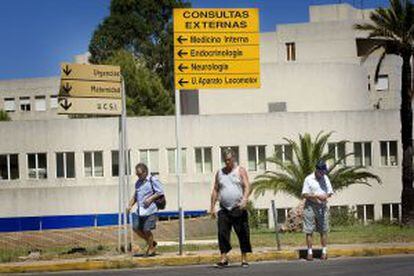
[62,65,72,76]
[60,82,72,95]
[177,35,188,44]
[59,98,72,111]
[178,64,188,72]
[178,78,189,87]
[177,49,188,58]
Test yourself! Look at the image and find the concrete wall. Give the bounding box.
[0,77,64,121]
[0,110,402,222]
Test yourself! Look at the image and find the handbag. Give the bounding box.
[149,177,166,210]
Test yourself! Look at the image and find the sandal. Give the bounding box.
[215,261,229,268]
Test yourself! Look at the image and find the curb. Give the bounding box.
[0,246,413,274]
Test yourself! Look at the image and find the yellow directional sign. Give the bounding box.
[60,63,121,82]
[173,9,259,33]
[174,33,259,46]
[175,74,260,90]
[57,97,122,115]
[173,8,260,89]
[60,80,121,99]
[174,45,259,60]
[58,63,122,116]
[175,60,260,75]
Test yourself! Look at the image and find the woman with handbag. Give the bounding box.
[126,163,165,256]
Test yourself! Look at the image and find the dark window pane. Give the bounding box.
[38,153,47,179]
[277,209,286,224]
[66,152,75,178]
[112,151,119,177]
[365,143,372,166]
[366,205,374,220]
[382,204,390,219]
[285,145,293,162]
[28,154,36,169]
[357,205,364,220]
[0,155,8,180]
[354,143,362,166]
[9,154,19,180]
[392,204,399,220]
[56,153,64,178]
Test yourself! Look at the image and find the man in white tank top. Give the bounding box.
[210,148,252,268]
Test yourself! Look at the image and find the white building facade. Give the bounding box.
[0,4,405,230]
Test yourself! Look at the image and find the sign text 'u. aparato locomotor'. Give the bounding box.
[173,8,261,89]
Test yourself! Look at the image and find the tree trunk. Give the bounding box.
[400,53,414,226]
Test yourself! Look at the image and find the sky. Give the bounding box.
[0,0,389,80]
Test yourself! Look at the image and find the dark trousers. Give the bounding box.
[217,208,253,254]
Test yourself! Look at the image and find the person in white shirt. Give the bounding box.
[301,160,334,261]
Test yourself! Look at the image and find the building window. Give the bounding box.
[84,151,103,177]
[357,204,375,223]
[380,141,398,166]
[276,208,291,224]
[111,150,131,177]
[139,149,159,175]
[27,153,47,179]
[382,203,400,222]
[35,96,46,111]
[286,42,296,61]
[195,147,213,173]
[56,152,75,179]
[167,148,187,174]
[354,142,372,167]
[275,144,293,163]
[4,98,15,112]
[50,95,58,109]
[19,97,31,111]
[247,145,266,171]
[0,154,19,180]
[328,142,346,165]
[253,208,269,228]
[220,146,239,167]
[375,75,389,91]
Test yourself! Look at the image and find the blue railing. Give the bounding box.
[0,210,207,232]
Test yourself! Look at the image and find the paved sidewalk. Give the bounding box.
[1,242,414,274]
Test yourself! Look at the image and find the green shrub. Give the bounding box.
[330,206,359,227]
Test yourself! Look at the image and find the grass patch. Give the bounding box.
[1,224,413,263]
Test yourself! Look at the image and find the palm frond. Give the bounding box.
[252,132,381,200]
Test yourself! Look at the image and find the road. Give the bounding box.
[23,255,414,276]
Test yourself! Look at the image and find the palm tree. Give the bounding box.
[251,132,381,201]
[354,0,414,225]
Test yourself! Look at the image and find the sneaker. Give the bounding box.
[306,254,313,261]
[215,261,229,268]
[321,253,328,260]
[241,262,249,268]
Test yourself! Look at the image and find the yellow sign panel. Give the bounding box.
[60,80,121,99]
[175,74,260,89]
[174,45,259,60]
[175,60,260,75]
[57,97,122,115]
[60,63,121,82]
[173,8,259,33]
[174,33,259,46]
[173,8,260,89]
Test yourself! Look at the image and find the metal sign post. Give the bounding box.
[172,8,261,256]
[271,200,281,251]
[57,63,123,252]
[175,88,185,255]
